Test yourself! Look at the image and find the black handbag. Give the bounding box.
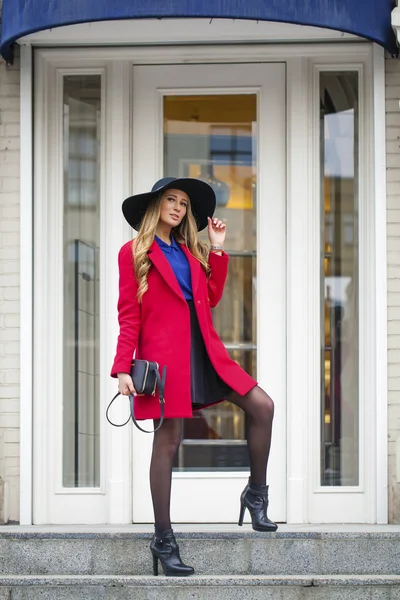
[106,360,167,433]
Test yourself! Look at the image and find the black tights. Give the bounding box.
[150,418,183,533]
[149,385,274,532]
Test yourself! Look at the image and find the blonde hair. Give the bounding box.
[132,192,210,302]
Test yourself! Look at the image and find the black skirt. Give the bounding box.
[188,300,232,410]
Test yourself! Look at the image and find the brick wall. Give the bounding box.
[0,39,20,523]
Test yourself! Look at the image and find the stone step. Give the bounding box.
[1,575,400,599]
[1,530,400,576]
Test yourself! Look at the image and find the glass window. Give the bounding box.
[320,72,359,486]
[164,94,257,471]
[63,75,101,487]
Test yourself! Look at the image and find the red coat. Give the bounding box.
[111,239,257,419]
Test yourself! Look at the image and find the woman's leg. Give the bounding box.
[149,417,194,576]
[228,385,274,485]
[228,386,277,531]
[150,417,183,533]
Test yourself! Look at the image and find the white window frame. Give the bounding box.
[19,40,387,524]
[306,57,377,522]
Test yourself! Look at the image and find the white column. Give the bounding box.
[104,60,133,523]
[373,44,388,524]
[19,43,33,526]
[286,57,313,523]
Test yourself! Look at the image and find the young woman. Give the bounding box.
[111,176,277,577]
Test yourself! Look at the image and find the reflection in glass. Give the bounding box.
[63,76,101,487]
[320,73,359,486]
[164,94,257,471]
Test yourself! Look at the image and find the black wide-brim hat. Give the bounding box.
[122,177,216,232]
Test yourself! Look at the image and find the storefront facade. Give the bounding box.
[0,2,398,525]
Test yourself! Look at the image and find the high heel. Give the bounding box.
[238,502,246,527]
[150,529,194,577]
[152,554,159,576]
[238,481,278,532]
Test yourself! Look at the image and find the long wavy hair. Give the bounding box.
[132,191,210,302]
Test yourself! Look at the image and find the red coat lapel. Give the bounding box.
[180,244,201,297]
[147,240,185,302]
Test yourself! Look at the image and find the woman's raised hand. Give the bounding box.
[117,372,136,396]
[207,216,226,246]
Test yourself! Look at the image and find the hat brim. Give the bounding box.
[122,178,216,232]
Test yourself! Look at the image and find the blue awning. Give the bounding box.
[0,0,397,62]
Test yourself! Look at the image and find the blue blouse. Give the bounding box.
[155,235,193,300]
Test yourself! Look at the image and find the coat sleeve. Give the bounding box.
[207,251,229,308]
[110,242,142,377]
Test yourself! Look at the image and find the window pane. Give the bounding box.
[320,72,359,486]
[163,94,257,471]
[63,75,101,487]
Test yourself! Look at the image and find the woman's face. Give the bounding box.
[159,188,189,229]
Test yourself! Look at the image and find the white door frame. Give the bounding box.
[22,40,386,524]
[130,62,287,524]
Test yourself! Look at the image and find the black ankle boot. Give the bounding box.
[150,529,194,577]
[238,481,278,532]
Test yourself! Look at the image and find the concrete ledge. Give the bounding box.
[2,575,400,586]
[2,532,400,576]
[2,575,400,600]
[1,527,400,540]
